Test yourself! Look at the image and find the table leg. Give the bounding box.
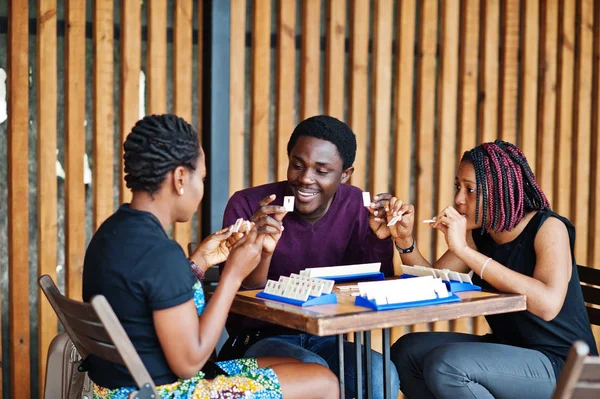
[338,333,345,399]
[364,331,373,399]
[354,332,363,399]
[382,328,392,399]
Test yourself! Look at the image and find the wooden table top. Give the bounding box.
[229,287,527,336]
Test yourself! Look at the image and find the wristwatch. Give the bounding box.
[189,258,205,280]
[395,237,416,254]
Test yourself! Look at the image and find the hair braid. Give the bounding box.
[124,114,200,195]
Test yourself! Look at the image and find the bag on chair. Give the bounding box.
[44,333,93,399]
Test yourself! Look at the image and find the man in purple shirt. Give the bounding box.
[219,115,400,398]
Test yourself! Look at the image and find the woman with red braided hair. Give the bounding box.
[385,140,597,399]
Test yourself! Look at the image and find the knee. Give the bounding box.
[247,339,328,367]
[316,364,340,395]
[390,333,422,376]
[423,345,467,393]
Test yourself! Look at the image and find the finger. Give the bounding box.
[253,215,283,229]
[373,192,392,201]
[257,225,283,235]
[251,205,287,221]
[213,228,233,239]
[258,194,276,207]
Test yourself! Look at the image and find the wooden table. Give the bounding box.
[229,288,527,399]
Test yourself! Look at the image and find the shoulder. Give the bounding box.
[534,212,572,252]
[230,181,287,203]
[336,184,364,206]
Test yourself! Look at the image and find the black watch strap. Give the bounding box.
[395,237,416,254]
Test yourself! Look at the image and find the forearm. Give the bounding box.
[454,247,561,320]
[393,236,432,267]
[241,252,273,289]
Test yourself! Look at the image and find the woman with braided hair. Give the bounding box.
[385,140,597,398]
[82,114,339,399]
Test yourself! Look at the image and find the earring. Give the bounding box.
[179,188,184,195]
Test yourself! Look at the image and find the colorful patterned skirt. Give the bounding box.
[92,282,282,399]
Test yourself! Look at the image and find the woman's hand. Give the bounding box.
[222,227,266,282]
[431,206,469,255]
[192,226,243,269]
[250,194,287,254]
[386,198,415,245]
[368,193,394,239]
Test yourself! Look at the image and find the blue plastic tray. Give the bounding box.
[255,292,338,307]
[354,293,461,311]
[318,272,385,283]
[399,274,481,292]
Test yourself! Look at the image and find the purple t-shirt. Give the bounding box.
[222,181,394,332]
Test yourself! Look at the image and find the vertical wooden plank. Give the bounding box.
[412,0,438,333]
[173,0,193,248]
[348,0,369,190]
[370,0,393,194]
[196,0,203,240]
[498,0,520,144]
[555,0,575,218]
[478,0,499,144]
[434,0,460,333]
[591,0,600,272]
[37,0,58,394]
[65,0,86,301]
[275,0,296,181]
[537,0,559,206]
[229,0,246,194]
[519,0,539,171]
[458,0,480,160]
[572,0,594,266]
[392,0,416,203]
[119,0,141,204]
[8,0,30,394]
[460,0,482,338]
[300,0,321,120]
[324,0,346,121]
[147,0,167,115]
[93,0,114,231]
[250,0,271,187]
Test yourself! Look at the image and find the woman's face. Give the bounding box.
[177,147,206,222]
[286,136,352,222]
[454,160,484,230]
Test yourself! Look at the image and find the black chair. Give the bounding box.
[577,265,600,326]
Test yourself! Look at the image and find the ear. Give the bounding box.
[341,166,354,184]
[172,166,186,193]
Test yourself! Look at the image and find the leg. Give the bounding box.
[271,362,340,399]
[308,335,400,399]
[423,342,556,399]
[390,332,488,399]
[245,335,329,367]
[256,356,301,368]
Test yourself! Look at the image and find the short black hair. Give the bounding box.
[286,115,357,170]
[123,114,200,195]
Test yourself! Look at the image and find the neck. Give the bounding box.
[129,192,173,232]
[487,210,537,244]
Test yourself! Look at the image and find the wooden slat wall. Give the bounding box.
[119,0,141,204]
[537,0,559,206]
[36,0,58,394]
[251,0,271,187]
[93,0,115,231]
[7,1,600,393]
[300,0,321,120]
[275,1,296,182]
[8,0,31,394]
[173,0,194,249]
[435,0,460,333]
[370,0,393,195]
[348,0,369,190]
[65,0,86,301]
[392,0,415,204]
[229,0,246,195]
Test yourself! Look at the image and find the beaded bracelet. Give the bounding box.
[189,258,205,281]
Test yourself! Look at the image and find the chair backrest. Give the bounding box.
[552,341,600,399]
[38,275,159,398]
[577,265,600,326]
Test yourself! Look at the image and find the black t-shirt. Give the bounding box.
[82,204,197,388]
[472,210,598,378]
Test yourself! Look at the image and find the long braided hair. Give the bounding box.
[462,140,550,233]
[124,114,200,196]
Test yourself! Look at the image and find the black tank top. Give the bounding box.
[472,210,598,378]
